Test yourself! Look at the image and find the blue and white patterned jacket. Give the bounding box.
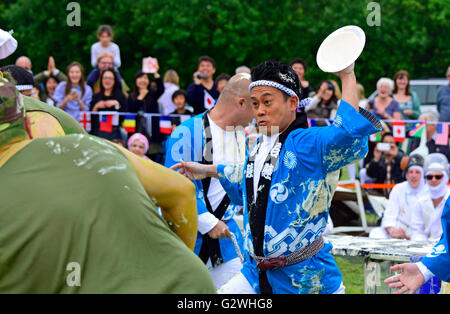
[217,100,381,293]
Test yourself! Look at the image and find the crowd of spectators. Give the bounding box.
[3,24,450,243]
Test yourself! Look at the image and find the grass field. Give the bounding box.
[335,256,365,294]
[335,165,376,294]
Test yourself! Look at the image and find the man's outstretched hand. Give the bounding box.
[384,263,425,294]
[208,220,232,239]
[170,160,218,180]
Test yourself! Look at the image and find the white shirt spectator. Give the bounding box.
[158,82,179,115]
[410,190,449,242]
[91,42,121,68]
[197,115,246,234]
[382,181,426,237]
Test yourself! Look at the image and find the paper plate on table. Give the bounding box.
[316,25,366,73]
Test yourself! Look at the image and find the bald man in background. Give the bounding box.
[165,73,255,288]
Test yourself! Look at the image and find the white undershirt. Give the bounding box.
[252,132,280,201]
[198,114,245,234]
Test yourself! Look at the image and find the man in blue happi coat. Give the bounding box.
[385,197,450,293]
[172,60,382,294]
[165,73,255,288]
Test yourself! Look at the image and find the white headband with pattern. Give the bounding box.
[15,84,34,91]
[248,80,310,108]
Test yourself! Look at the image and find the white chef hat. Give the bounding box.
[424,153,449,176]
[0,29,18,60]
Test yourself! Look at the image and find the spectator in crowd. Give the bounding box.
[90,25,121,69]
[235,65,251,74]
[215,73,231,94]
[15,55,32,73]
[170,89,193,129]
[357,82,368,109]
[392,70,421,120]
[369,154,426,239]
[15,55,41,100]
[86,52,128,95]
[367,78,402,121]
[158,69,180,115]
[54,62,92,121]
[289,57,313,100]
[0,29,84,137]
[305,80,339,123]
[186,55,219,114]
[409,112,450,160]
[127,69,165,114]
[127,133,150,160]
[0,65,38,99]
[90,68,127,141]
[362,120,392,169]
[170,89,192,115]
[1,66,86,136]
[410,153,450,242]
[111,138,125,147]
[127,69,165,163]
[365,132,406,197]
[0,78,215,293]
[437,66,450,122]
[37,75,59,106]
[33,56,67,106]
[330,80,342,100]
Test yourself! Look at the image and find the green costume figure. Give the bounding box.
[0,78,215,293]
[24,94,86,135]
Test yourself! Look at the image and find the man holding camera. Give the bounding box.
[366,132,406,197]
[186,56,220,114]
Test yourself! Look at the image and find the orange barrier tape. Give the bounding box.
[338,182,450,189]
[338,183,396,189]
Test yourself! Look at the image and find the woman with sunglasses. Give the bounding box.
[369,154,426,239]
[410,153,450,242]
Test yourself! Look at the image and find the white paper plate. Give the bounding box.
[316,25,365,73]
[0,29,18,60]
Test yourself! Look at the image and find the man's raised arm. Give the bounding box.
[336,63,358,110]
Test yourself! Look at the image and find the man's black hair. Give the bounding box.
[214,73,231,85]
[0,65,35,87]
[251,60,308,129]
[198,55,216,68]
[250,60,302,100]
[289,57,308,72]
[381,132,394,142]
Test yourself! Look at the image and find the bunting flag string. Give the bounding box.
[76,112,450,144]
[393,121,405,142]
[99,114,113,133]
[435,122,449,146]
[123,113,137,133]
[78,112,91,132]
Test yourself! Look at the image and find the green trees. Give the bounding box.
[1,0,448,94]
